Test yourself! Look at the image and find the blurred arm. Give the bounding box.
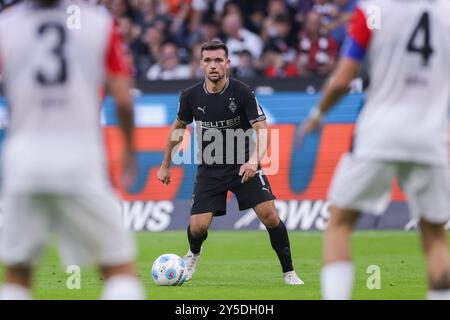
[316,57,360,115]
[161,118,187,168]
[107,75,134,152]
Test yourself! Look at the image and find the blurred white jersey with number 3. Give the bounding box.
[0,0,130,193]
[342,0,450,166]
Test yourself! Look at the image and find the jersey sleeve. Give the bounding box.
[242,86,266,125]
[176,90,193,125]
[340,6,373,62]
[105,20,132,77]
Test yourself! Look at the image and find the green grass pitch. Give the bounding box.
[1,231,448,300]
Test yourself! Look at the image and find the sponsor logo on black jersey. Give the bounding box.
[199,116,241,129]
[228,97,237,113]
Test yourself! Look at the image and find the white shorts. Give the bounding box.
[328,153,450,224]
[0,191,136,267]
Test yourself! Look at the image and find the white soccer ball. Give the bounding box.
[151,253,187,286]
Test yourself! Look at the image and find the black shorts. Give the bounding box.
[190,166,276,216]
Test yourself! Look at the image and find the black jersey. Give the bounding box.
[177,77,266,172]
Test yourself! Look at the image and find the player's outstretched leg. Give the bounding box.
[321,206,359,300]
[184,213,213,281]
[254,201,304,285]
[419,219,450,300]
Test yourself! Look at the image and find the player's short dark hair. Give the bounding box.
[200,40,228,59]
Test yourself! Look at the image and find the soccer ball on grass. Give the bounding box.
[151,253,187,286]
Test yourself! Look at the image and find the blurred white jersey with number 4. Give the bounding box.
[342,0,450,166]
[0,0,130,193]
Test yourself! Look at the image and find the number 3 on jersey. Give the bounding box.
[36,22,67,86]
[406,12,434,67]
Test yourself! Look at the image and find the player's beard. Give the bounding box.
[206,71,225,83]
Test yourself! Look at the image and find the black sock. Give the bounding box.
[267,220,294,273]
[187,224,207,254]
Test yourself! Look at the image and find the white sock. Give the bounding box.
[101,275,145,300]
[0,284,32,300]
[321,261,355,300]
[427,289,450,300]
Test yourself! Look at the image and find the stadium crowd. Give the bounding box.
[102,0,357,80]
[0,0,357,80]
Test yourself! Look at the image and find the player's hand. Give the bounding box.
[298,107,324,145]
[157,165,171,185]
[239,162,258,183]
[121,149,137,190]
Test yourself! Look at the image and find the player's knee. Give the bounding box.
[260,211,280,229]
[329,205,360,228]
[189,214,212,237]
[420,219,447,235]
[189,224,208,238]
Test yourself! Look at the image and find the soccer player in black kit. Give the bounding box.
[157,40,303,285]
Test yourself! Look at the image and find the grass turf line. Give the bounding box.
[1,231,446,300]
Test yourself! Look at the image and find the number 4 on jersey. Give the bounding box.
[406,12,434,67]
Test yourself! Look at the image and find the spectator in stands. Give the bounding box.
[221,0,267,34]
[311,0,339,33]
[183,18,221,51]
[117,16,148,77]
[104,0,133,18]
[221,1,244,19]
[1,0,343,80]
[146,42,191,80]
[222,13,263,68]
[191,0,228,27]
[312,0,338,18]
[117,16,143,50]
[297,11,338,77]
[189,42,204,79]
[139,1,173,39]
[263,14,297,66]
[261,0,291,43]
[131,23,162,79]
[199,19,221,42]
[226,0,268,35]
[296,0,314,15]
[133,0,163,28]
[1,0,351,80]
[262,46,298,78]
[169,0,194,48]
[295,0,314,28]
[164,0,189,17]
[146,23,166,57]
[232,49,257,78]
